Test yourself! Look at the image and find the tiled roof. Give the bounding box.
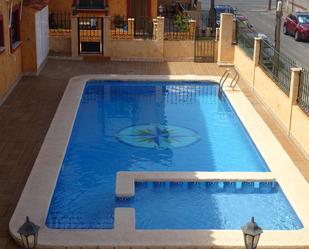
[23,0,51,10]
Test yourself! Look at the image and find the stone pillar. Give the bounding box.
[251,37,262,89]
[128,18,135,39]
[153,19,158,40]
[253,37,262,67]
[215,27,220,41]
[103,16,111,57]
[289,68,302,105]
[189,20,196,39]
[217,13,235,65]
[71,15,79,57]
[288,67,302,134]
[155,16,164,60]
[156,16,165,41]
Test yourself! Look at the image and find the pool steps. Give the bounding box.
[116,172,276,198]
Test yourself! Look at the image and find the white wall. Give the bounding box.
[35,6,49,70]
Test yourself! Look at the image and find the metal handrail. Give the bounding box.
[219,68,239,94]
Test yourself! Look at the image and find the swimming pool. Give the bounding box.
[10,75,309,249]
[46,81,270,229]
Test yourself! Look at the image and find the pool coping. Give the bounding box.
[9,74,309,249]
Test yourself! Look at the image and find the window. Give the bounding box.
[0,14,4,51]
[77,0,106,9]
[10,7,21,50]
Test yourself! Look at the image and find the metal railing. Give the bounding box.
[259,39,296,96]
[110,16,132,40]
[134,17,153,39]
[298,69,309,115]
[49,12,71,32]
[236,26,256,59]
[164,15,194,40]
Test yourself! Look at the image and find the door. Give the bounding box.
[78,17,104,54]
[128,0,152,38]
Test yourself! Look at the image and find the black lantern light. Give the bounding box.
[18,217,40,249]
[242,217,263,249]
[72,4,77,16]
[158,5,164,17]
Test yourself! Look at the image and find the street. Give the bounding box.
[201,0,309,69]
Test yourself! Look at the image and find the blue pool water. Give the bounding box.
[46,81,275,229]
[123,181,303,230]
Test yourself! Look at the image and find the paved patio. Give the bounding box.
[0,59,308,249]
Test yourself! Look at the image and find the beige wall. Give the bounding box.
[50,35,71,54]
[234,46,254,87]
[109,39,164,61]
[164,40,194,61]
[0,0,23,98]
[235,42,309,156]
[21,6,37,73]
[254,67,291,128]
[290,106,309,155]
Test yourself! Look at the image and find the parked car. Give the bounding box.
[236,15,255,33]
[215,4,235,27]
[283,12,309,41]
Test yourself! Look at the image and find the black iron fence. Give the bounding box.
[110,16,132,39]
[164,15,194,40]
[134,17,153,39]
[298,69,309,115]
[259,39,296,96]
[237,30,255,59]
[49,12,71,30]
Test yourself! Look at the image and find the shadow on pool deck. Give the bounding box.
[0,59,308,248]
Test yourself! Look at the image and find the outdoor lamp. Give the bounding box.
[242,217,263,249]
[18,217,40,249]
[158,5,164,16]
[72,4,77,16]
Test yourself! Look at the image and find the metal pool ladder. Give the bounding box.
[219,67,239,94]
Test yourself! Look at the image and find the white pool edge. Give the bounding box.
[9,74,309,249]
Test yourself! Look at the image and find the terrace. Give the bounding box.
[0,59,309,249]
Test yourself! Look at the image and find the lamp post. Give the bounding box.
[208,0,216,35]
[242,217,263,249]
[275,0,283,52]
[18,217,40,249]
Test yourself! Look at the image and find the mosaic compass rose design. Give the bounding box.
[116,124,200,149]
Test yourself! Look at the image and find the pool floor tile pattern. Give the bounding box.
[0,60,308,248]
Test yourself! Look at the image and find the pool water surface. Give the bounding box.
[46,81,273,229]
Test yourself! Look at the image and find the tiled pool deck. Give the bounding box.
[0,60,308,248]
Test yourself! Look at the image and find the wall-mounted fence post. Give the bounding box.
[156,16,165,41]
[288,67,302,134]
[215,28,220,41]
[217,13,234,65]
[252,37,262,89]
[103,16,111,57]
[189,20,196,40]
[153,19,158,40]
[71,15,79,57]
[128,18,134,39]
